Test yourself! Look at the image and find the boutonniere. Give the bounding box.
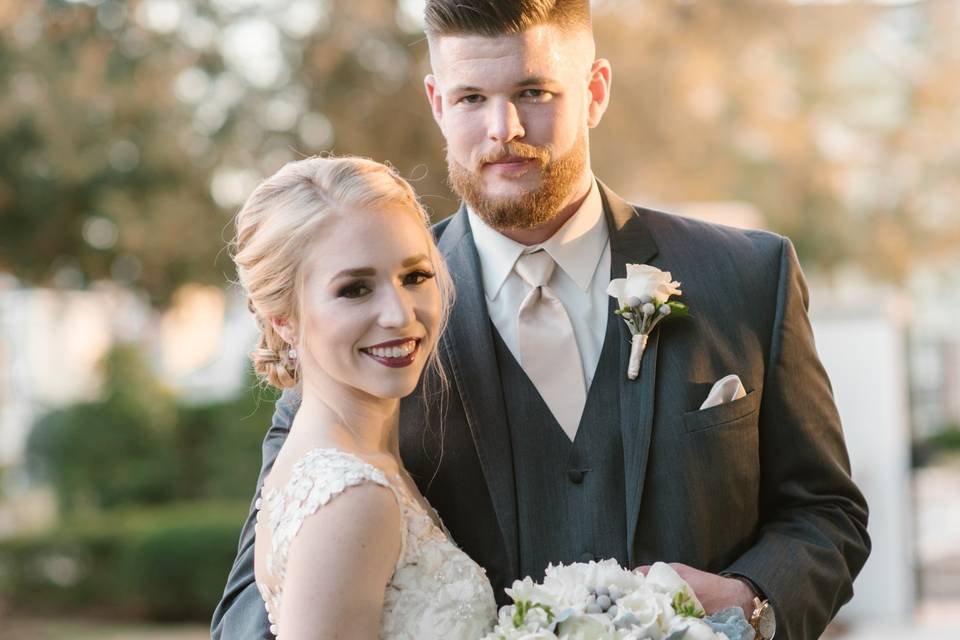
[607,264,689,380]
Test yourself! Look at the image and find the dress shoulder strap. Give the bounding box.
[261,448,403,578]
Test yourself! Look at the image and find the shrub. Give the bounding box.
[928,424,960,452]
[0,502,248,621]
[27,346,277,514]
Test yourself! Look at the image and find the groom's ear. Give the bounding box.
[586,58,612,129]
[424,74,444,129]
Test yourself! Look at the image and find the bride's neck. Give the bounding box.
[295,381,401,458]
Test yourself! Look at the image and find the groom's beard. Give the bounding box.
[446,130,587,231]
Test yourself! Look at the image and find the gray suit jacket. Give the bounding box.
[212,183,870,640]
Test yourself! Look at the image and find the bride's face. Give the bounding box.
[297,206,442,401]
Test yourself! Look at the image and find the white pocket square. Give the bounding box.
[699,374,746,410]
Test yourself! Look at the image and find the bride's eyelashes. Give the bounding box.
[338,281,371,298]
[403,270,436,286]
[336,271,435,299]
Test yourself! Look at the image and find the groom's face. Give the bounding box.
[425,24,609,230]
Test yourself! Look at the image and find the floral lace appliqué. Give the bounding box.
[255,448,496,639]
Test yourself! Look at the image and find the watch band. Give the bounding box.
[719,571,763,598]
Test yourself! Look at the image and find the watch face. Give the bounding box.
[758,604,776,639]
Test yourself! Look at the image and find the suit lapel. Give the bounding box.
[599,183,660,565]
[437,208,519,576]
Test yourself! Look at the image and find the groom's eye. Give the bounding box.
[460,94,484,105]
[519,89,550,101]
[338,281,371,298]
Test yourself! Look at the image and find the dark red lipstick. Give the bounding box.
[359,338,422,369]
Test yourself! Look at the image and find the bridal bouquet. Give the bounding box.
[482,560,754,640]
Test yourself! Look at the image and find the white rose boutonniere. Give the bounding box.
[607,264,689,380]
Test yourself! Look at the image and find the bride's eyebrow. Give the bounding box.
[329,255,430,282]
[402,254,430,267]
[330,267,375,282]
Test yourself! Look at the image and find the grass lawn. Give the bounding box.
[2,617,209,640]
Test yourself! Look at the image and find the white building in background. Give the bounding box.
[0,281,146,468]
[0,279,257,536]
[810,292,915,625]
[0,280,255,469]
[0,280,155,534]
[907,263,960,439]
[156,284,257,405]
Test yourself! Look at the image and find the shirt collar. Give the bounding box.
[467,179,608,300]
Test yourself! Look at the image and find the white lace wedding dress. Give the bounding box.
[254,448,497,639]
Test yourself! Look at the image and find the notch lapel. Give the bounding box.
[436,208,519,577]
[599,183,660,565]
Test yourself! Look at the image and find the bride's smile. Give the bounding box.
[359,337,423,368]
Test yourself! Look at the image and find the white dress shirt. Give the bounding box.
[467,179,612,390]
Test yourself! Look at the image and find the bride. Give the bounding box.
[231,156,496,638]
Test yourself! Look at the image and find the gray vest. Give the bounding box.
[493,299,628,580]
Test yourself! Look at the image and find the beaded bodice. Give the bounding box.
[254,448,496,639]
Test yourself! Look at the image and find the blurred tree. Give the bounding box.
[1,0,957,302]
[592,0,960,281]
[26,344,179,515]
[173,389,277,502]
[0,1,228,306]
[26,342,276,515]
[0,0,452,306]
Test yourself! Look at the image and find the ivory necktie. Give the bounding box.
[514,250,587,441]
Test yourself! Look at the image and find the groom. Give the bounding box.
[213,2,870,638]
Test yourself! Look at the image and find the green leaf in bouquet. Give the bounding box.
[672,587,705,618]
[512,600,554,627]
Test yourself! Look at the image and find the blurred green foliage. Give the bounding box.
[3,0,960,307]
[928,425,960,452]
[0,502,248,621]
[9,343,275,619]
[27,346,179,514]
[0,1,228,306]
[26,344,275,515]
[0,0,448,306]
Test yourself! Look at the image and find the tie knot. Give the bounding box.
[514,250,555,288]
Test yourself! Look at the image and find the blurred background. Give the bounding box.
[1,0,958,638]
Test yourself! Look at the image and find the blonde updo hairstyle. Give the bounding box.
[231,155,454,391]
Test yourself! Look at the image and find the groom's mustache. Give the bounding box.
[474,142,550,169]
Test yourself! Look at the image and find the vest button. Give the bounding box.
[567,469,584,484]
[580,552,595,562]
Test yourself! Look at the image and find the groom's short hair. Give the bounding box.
[423,0,591,39]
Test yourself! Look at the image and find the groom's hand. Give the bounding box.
[634,563,755,615]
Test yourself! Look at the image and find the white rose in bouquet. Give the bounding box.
[491,605,557,640]
[556,613,616,640]
[644,563,705,619]
[539,564,592,610]
[645,564,690,597]
[507,576,560,612]
[542,560,639,611]
[666,616,730,640]
[613,586,673,639]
